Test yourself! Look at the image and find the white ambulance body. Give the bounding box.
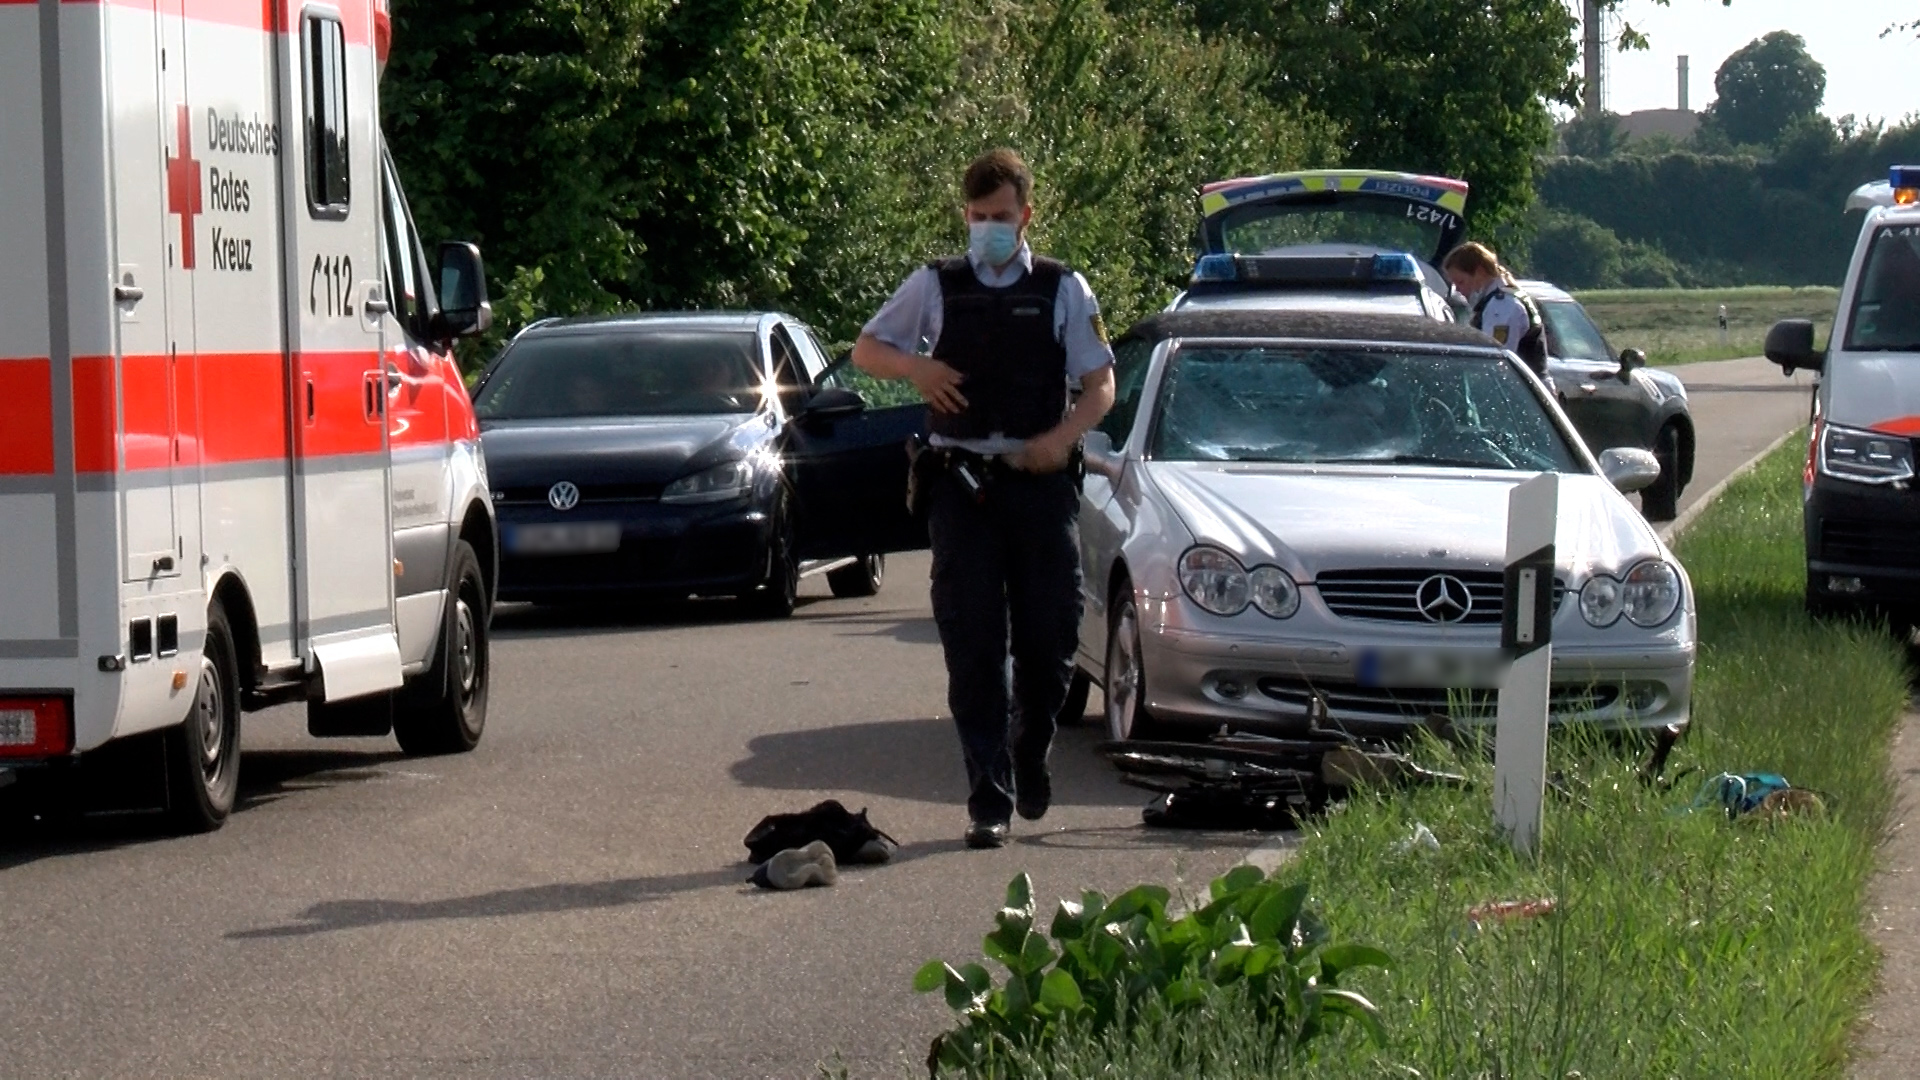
[0,0,498,829]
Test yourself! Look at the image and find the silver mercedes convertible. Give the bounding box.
[1071,307,1695,741]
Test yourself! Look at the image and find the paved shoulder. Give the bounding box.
[1664,356,1816,524]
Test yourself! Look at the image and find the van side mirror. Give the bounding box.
[1765,319,1822,374]
[1617,347,1646,381]
[433,241,492,339]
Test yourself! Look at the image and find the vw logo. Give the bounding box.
[1415,574,1473,624]
[547,481,580,511]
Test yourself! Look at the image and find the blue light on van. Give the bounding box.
[1891,165,1920,190]
[1192,254,1239,283]
[1369,253,1420,281]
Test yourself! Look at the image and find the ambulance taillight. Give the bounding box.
[0,698,74,759]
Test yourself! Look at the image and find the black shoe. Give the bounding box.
[1015,762,1052,822]
[964,821,1010,849]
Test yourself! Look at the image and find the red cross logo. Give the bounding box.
[164,104,202,270]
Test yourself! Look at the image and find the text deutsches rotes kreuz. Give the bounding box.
[204,108,279,273]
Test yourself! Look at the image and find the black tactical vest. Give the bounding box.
[927,256,1070,441]
[1472,284,1549,378]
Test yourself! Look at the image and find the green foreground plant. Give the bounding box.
[993,438,1908,1077]
[914,867,1389,1074]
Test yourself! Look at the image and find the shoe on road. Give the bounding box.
[1015,761,1051,822]
[964,821,1010,849]
[750,840,839,890]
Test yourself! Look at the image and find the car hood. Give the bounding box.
[478,414,762,490]
[1143,462,1664,580]
[1825,352,1920,434]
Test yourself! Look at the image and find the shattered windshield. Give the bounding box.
[1847,224,1920,352]
[1149,344,1582,472]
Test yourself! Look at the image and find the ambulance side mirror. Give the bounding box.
[1765,319,1822,374]
[435,242,492,340]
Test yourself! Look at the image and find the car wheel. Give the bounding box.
[165,601,241,833]
[827,554,884,599]
[747,505,798,619]
[396,541,490,756]
[1105,585,1156,742]
[1641,423,1682,522]
[1057,668,1093,727]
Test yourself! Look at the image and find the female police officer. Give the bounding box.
[1442,241,1549,381]
[851,149,1116,849]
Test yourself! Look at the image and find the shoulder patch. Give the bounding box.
[1090,312,1109,345]
[1492,324,1511,345]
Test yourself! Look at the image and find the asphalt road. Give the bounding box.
[0,355,1816,1079]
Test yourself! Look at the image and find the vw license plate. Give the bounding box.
[1355,647,1507,689]
[507,522,622,555]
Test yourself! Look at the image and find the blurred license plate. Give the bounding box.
[1355,647,1507,689]
[507,522,622,555]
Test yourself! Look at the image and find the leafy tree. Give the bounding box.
[1563,112,1626,159]
[1188,0,1581,230]
[1526,209,1622,288]
[1705,31,1826,147]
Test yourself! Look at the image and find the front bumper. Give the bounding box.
[496,498,772,602]
[1805,474,1920,610]
[1133,595,1694,737]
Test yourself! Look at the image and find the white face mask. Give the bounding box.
[968,221,1021,266]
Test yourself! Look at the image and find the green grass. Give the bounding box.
[1573,286,1840,366]
[1009,439,1911,1078]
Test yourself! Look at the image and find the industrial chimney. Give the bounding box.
[1583,0,1604,116]
[1678,55,1690,111]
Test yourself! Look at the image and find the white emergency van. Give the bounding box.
[1,0,498,830]
[1768,166,1920,621]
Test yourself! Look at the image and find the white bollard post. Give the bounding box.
[1494,473,1558,857]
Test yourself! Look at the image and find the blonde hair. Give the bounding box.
[1442,241,1516,287]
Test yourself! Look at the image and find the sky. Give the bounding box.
[1594,0,1918,124]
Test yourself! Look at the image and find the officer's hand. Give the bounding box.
[910,358,968,414]
[1011,433,1072,474]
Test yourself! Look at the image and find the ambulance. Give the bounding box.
[1,0,498,830]
[1769,166,1920,621]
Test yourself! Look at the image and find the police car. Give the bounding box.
[1170,169,1469,322]
[1768,166,1920,621]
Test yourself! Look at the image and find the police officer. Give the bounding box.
[1442,242,1549,381]
[851,148,1116,849]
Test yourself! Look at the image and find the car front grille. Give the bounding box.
[494,482,664,507]
[1819,519,1920,569]
[1256,677,1619,721]
[1314,568,1565,626]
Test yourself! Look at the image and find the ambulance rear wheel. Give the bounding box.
[166,602,241,833]
[395,541,489,756]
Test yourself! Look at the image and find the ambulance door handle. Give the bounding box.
[115,284,145,303]
[152,555,175,573]
[365,297,391,316]
[305,377,316,424]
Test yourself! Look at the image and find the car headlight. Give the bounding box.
[1819,423,1915,485]
[1248,566,1300,619]
[1178,546,1250,616]
[1621,560,1682,627]
[660,460,753,504]
[1579,574,1624,627]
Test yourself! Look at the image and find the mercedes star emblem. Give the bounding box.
[548,481,581,511]
[1415,573,1472,624]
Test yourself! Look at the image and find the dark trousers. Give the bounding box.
[928,465,1083,825]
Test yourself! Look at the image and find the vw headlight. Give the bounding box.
[1621,560,1682,627]
[1579,573,1624,627]
[1248,566,1300,619]
[1819,423,1915,485]
[1178,546,1250,616]
[661,460,753,504]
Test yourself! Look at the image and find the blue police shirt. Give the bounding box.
[862,243,1115,455]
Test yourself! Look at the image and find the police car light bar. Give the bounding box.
[1892,165,1920,205]
[1190,252,1422,287]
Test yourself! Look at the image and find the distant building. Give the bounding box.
[1617,108,1700,143]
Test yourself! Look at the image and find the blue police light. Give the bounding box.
[1370,253,1420,281]
[1192,254,1238,283]
[1892,166,1920,205]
